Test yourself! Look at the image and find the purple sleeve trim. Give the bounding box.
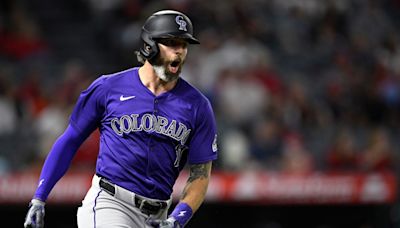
[33,124,91,201]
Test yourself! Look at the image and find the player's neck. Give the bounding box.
[138,62,178,96]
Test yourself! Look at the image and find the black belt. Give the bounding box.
[99,177,167,215]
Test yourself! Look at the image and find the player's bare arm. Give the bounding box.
[180,161,212,212]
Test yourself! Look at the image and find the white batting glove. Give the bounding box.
[148,217,180,228]
[24,199,46,228]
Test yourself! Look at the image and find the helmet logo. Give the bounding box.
[144,44,151,52]
[175,16,187,31]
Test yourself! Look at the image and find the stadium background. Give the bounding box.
[1,0,400,227]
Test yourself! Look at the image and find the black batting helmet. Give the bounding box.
[139,10,200,60]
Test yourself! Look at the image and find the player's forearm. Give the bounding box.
[180,162,212,212]
[166,162,211,227]
[34,124,88,201]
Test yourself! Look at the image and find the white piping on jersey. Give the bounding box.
[111,114,191,145]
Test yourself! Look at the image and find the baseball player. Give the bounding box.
[24,10,218,228]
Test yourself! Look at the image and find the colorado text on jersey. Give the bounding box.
[111,113,191,145]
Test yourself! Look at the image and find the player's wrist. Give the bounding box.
[165,217,179,227]
[169,202,193,227]
[31,198,45,206]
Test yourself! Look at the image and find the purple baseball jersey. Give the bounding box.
[70,67,218,200]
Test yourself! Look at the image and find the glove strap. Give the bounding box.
[31,199,46,206]
[169,202,193,227]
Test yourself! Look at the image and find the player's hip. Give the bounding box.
[77,189,157,228]
[94,174,171,214]
[77,176,170,227]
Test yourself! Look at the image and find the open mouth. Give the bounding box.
[171,60,180,67]
[168,60,181,73]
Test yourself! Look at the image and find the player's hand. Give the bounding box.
[148,217,180,228]
[24,199,45,228]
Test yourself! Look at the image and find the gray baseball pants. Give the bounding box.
[77,175,171,228]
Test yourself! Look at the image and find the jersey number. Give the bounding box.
[174,144,188,167]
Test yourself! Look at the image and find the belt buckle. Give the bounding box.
[138,198,147,211]
[138,199,153,215]
[137,198,162,215]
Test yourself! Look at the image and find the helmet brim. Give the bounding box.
[181,34,200,44]
[154,33,200,44]
[187,37,200,44]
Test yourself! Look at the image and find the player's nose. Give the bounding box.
[172,45,186,54]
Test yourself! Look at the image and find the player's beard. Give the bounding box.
[152,54,184,82]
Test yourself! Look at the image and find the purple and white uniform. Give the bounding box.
[33,67,218,227]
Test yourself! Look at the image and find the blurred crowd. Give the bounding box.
[0,0,400,174]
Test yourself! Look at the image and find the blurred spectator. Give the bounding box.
[282,80,318,130]
[34,89,69,161]
[359,127,396,172]
[181,28,224,97]
[0,67,39,171]
[219,129,250,170]
[0,3,48,60]
[14,68,48,120]
[373,57,400,127]
[280,132,314,174]
[57,59,93,106]
[85,0,124,16]
[348,0,395,51]
[186,29,271,99]
[274,5,312,56]
[325,128,360,172]
[216,68,269,128]
[377,34,400,75]
[250,55,283,97]
[249,118,283,170]
[0,71,17,172]
[0,72,17,135]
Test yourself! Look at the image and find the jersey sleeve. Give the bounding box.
[187,99,218,164]
[69,76,107,135]
[33,77,108,201]
[33,124,89,201]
